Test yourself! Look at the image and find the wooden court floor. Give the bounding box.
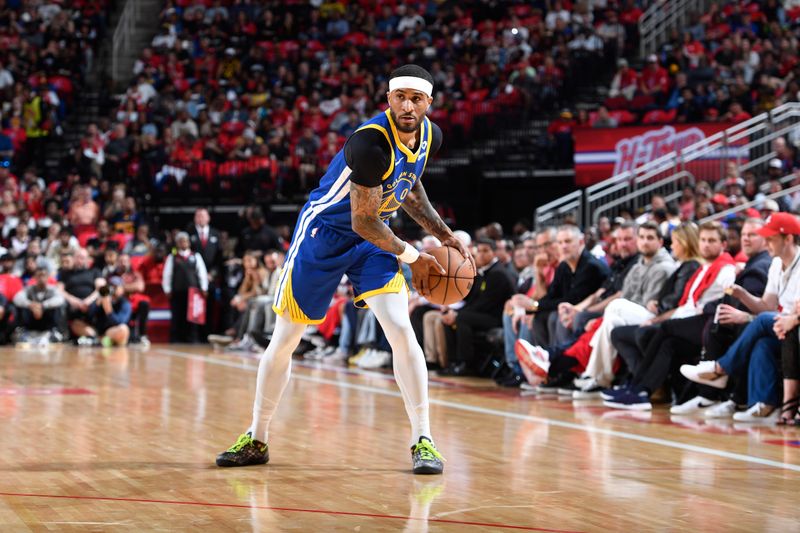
[1,344,800,532]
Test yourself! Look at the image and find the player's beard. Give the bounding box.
[390,109,422,133]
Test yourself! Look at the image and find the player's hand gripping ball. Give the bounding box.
[422,246,476,306]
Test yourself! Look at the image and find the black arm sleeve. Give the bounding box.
[344,129,392,187]
[430,121,442,156]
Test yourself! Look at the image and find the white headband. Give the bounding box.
[389,76,433,97]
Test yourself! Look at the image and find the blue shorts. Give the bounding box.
[272,220,406,324]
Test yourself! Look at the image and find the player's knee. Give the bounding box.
[382,322,414,343]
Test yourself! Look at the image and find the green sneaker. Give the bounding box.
[216,432,269,467]
[411,437,444,475]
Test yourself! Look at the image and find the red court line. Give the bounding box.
[0,491,581,532]
[575,466,779,471]
[0,387,93,396]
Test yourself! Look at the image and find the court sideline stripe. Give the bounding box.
[0,492,580,533]
[154,349,800,473]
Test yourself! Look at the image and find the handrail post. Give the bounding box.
[720,131,728,181]
[582,188,588,229]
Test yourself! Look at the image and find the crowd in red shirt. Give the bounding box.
[600,1,800,127]
[62,0,653,200]
[0,1,109,172]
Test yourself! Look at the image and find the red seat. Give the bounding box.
[610,110,637,125]
[75,227,97,248]
[642,108,677,124]
[604,96,629,110]
[0,273,23,301]
[630,94,655,110]
[111,233,132,250]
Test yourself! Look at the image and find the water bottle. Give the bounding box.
[710,293,733,335]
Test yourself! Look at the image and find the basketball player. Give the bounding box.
[216,65,473,474]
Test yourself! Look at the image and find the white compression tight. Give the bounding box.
[248,314,306,443]
[365,290,432,447]
[248,290,433,448]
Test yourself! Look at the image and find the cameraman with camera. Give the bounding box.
[73,276,131,347]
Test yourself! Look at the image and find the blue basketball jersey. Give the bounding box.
[272,109,435,324]
[304,109,434,236]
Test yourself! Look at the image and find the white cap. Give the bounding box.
[761,199,780,212]
[769,158,783,169]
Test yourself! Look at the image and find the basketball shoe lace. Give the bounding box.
[413,438,445,462]
[227,432,264,453]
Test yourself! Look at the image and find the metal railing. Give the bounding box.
[589,170,695,223]
[533,190,583,229]
[534,102,800,229]
[700,174,800,224]
[639,0,710,57]
[112,0,143,83]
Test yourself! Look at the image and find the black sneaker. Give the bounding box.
[497,373,525,388]
[411,436,444,475]
[216,432,269,467]
[536,372,575,394]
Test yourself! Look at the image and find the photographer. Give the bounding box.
[74,277,131,346]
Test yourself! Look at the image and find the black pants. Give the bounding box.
[631,314,707,395]
[445,310,501,370]
[782,327,800,380]
[610,324,659,380]
[199,281,217,337]
[134,300,150,339]
[547,344,580,377]
[170,291,198,343]
[19,307,62,333]
[0,304,14,343]
[533,310,555,347]
[410,304,436,349]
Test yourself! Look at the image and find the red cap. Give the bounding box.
[712,193,729,205]
[757,212,800,237]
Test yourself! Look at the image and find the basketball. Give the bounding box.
[426,246,475,306]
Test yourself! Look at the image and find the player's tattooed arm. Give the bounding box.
[350,182,406,254]
[402,180,453,241]
[403,179,476,272]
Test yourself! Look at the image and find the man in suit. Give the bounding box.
[188,208,222,335]
[235,208,282,256]
[440,239,515,376]
[189,208,222,272]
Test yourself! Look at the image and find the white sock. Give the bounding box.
[248,315,307,443]
[365,291,433,447]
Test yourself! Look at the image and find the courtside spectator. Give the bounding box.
[439,239,514,376]
[604,221,736,410]
[12,266,65,344]
[58,248,102,341]
[162,232,208,343]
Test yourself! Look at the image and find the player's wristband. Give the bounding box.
[398,242,420,264]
